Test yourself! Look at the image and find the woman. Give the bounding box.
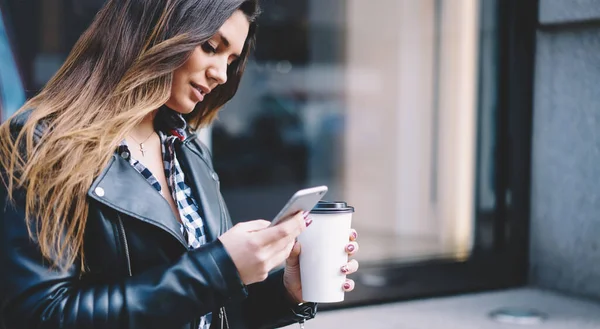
[0,1,360,329]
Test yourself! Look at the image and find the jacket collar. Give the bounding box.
[87,155,188,247]
[88,134,224,247]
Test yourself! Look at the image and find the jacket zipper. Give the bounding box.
[215,180,230,329]
[117,215,132,277]
[182,137,230,329]
[212,162,230,328]
[219,307,229,329]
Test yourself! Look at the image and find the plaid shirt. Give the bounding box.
[119,110,211,329]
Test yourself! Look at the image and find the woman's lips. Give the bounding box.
[190,83,205,102]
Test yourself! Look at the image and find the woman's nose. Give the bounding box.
[206,60,228,85]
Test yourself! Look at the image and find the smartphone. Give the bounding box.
[269,185,328,227]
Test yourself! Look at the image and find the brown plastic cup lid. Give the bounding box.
[310,201,354,214]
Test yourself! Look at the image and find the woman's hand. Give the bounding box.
[218,213,307,285]
[283,227,360,303]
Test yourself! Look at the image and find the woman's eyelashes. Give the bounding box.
[202,41,236,66]
[201,42,218,54]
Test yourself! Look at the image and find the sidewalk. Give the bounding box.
[284,288,600,329]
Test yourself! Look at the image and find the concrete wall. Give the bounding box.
[529,0,600,300]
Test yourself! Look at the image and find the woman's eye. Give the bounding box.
[202,42,217,54]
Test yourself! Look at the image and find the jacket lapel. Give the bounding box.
[175,136,224,243]
[87,155,188,247]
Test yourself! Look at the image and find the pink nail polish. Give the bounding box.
[341,265,349,273]
[305,219,313,227]
[346,244,355,252]
[352,231,358,240]
[343,283,351,290]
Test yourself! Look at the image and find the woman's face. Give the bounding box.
[166,10,249,114]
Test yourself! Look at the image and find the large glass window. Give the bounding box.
[216,0,483,265]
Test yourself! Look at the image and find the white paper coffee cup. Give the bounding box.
[297,201,354,303]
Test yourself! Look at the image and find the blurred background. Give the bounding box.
[2,0,600,327]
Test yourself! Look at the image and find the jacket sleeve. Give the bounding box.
[0,187,248,329]
[242,269,317,329]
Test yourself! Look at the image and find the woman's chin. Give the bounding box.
[182,100,200,114]
[178,106,197,115]
[165,100,198,115]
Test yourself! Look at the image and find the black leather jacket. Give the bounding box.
[0,113,316,329]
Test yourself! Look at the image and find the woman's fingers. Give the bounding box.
[342,279,355,292]
[345,241,359,255]
[349,229,358,241]
[340,259,359,274]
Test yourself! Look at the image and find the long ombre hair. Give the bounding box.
[0,0,260,271]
